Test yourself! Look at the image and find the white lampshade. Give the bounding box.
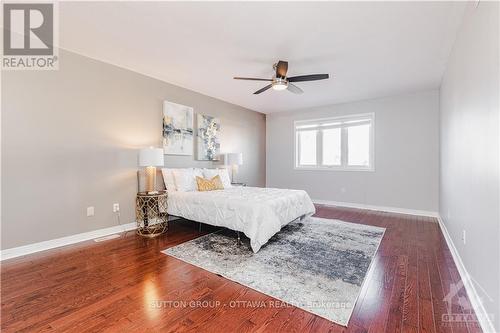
[226,153,243,166]
[139,147,164,167]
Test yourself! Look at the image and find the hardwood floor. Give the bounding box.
[1,205,482,332]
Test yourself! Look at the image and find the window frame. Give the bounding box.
[294,113,375,172]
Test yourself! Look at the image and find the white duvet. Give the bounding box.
[167,187,316,253]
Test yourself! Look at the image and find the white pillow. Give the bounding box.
[203,168,232,188]
[172,168,197,192]
[161,168,177,192]
[193,168,204,179]
[218,169,232,188]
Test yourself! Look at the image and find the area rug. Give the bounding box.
[162,217,385,326]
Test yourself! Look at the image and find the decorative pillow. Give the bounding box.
[196,175,224,191]
[161,168,177,191]
[172,168,196,192]
[203,168,232,188]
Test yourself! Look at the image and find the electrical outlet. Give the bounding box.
[113,203,120,213]
[341,187,346,193]
[87,206,95,217]
[462,230,466,245]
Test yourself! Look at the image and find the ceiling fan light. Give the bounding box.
[272,81,288,91]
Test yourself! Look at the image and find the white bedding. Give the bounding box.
[167,187,316,253]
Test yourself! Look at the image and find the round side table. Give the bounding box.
[135,191,168,237]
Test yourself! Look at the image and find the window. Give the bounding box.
[297,129,317,165]
[295,113,374,171]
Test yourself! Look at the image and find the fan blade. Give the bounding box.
[288,74,329,82]
[253,84,272,94]
[234,77,272,81]
[287,83,303,94]
[276,60,288,78]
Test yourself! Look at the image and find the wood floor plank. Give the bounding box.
[1,205,482,332]
[418,241,437,333]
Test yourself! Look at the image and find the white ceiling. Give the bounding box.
[59,2,465,113]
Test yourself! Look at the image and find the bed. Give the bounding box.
[166,185,316,253]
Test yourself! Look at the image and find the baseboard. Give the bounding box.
[0,222,137,261]
[312,199,439,218]
[437,216,497,333]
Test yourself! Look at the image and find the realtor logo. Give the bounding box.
[441,276,495,329]
[2,2,58,70]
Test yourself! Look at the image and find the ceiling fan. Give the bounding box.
[234,60,329,95]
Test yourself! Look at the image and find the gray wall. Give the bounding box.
[266,90,439,212]
[440,2,499,329]
[1,49,266,250]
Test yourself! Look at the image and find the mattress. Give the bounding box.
[167,186,316,252]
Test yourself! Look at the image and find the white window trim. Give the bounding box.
[293,113,375,172]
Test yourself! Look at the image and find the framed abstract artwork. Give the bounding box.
[162,101,194,155]
[196,114,221,161]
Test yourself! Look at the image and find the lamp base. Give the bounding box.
[145,166,157,193]
[231,164,239,184]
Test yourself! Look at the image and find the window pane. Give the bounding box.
[322,128,341,166]
[348,124,370,166]
[298,130,317,165]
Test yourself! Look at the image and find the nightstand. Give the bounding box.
[231,182,247,187]
[135,191,168,237]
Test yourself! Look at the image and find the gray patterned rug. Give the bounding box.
[162,217,385,326]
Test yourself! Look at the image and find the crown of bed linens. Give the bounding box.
[196,175,224,191]
[161,167,231,192]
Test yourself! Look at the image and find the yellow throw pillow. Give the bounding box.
[196,175,224,191]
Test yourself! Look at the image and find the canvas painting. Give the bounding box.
[197,114,221,161]
[162,101,194,155]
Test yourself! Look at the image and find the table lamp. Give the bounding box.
[226,152,243,183]
[139,147,164,193]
